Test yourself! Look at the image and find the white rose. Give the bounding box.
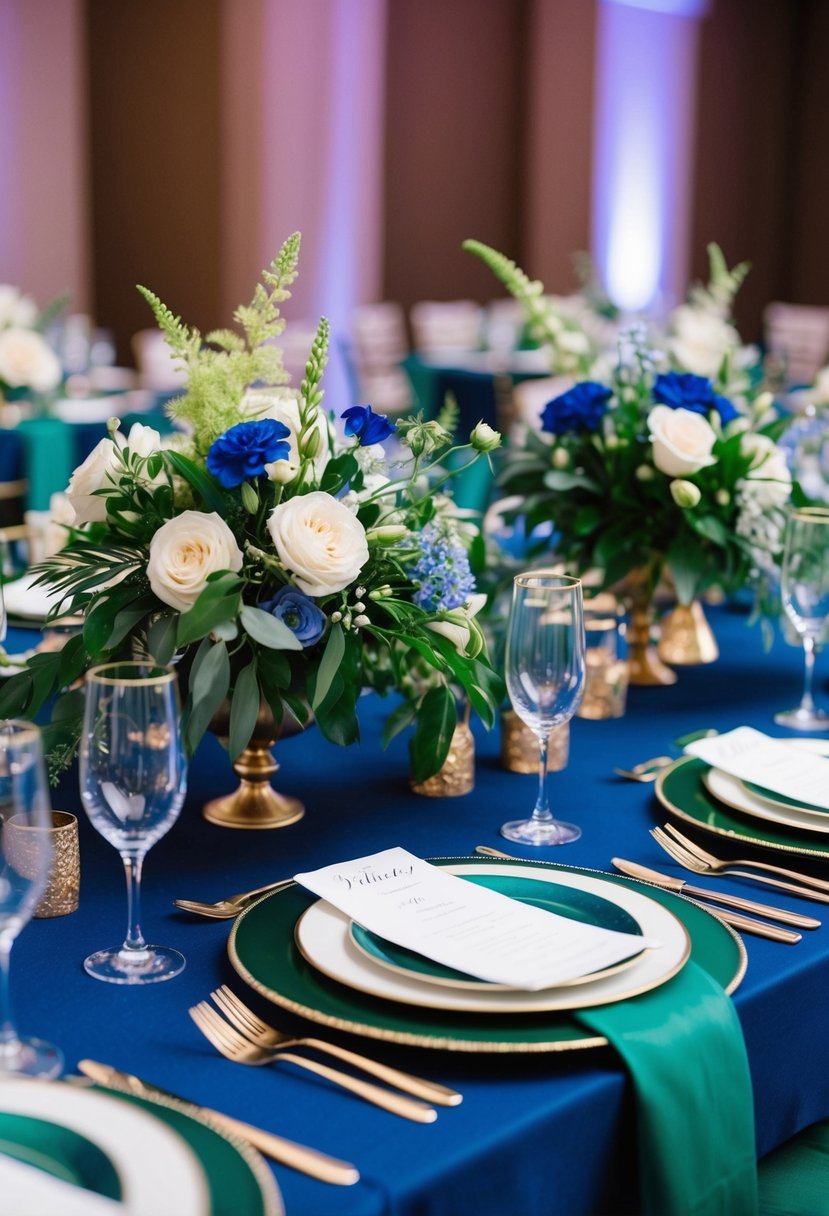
[266,491,369,596]
[669,305,737,380]
[65,436,120,524]
[0,286,37,329]
[0,327,61,392]
[647,405,718,477]
[241,387,329,482]
[65,422,165,525]
[147,511,244,612]
[425,593,487,657]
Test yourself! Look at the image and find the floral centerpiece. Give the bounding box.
[463,239,800,677]
[0,285,62,401]
[0,235,503,787]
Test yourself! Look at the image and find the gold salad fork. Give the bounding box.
[189,1002,438,1123]
[174,878,292,919]
[210,986,461,1107]
[651,825,829,903]
[612,755,673,782]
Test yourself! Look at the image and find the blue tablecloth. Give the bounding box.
[7,605,829,1215]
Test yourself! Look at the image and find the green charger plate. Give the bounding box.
[656,756,829,859]
[0,1113,121,1199]
[351,872,643,990]
[229,856,745,1054]
[98,1087,283,1216]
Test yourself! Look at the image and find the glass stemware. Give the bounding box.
[80,662,187,983]
[0,720,63,1077]
[501,572,586,845]
[775,506,829,731]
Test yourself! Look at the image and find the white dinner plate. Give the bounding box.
[0,1078,210,1216]
[2,571,68,622]
[295,863,690,1014]
[703,737,829,835]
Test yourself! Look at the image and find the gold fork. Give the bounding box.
[174,878,292,919]
[189,1002,437,1123]
[613,755,674,782]
[210,986,461,1107]
[651,825,829,903]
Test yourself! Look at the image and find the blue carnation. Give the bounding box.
[408,522,475,613]
[342,404,395,446]
[653,372,738,425]
[206,419,291,488]
[540,382,612,435]
[260,585,326,647]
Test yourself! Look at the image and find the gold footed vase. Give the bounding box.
[657,601,719,666]
[203,700,305,830]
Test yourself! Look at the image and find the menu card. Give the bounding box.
[294,848,660,991]
[686,726,829,810]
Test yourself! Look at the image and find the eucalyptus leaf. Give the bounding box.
[186,640,230,754]
[311,624,345,710]
[228,661,259,761]
[240,605,303,650]
[146,614,178,665]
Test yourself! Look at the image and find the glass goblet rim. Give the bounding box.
[514,571,582,592]
[787,506,829,525]
[85,661,178,688]
[0,719,44,747]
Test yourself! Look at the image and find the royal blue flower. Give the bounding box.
[540,382,612,435]
[259,585,326,647]
[408,522,475,613]
[342,405,395,446]
[206,419,291,488]
[652,372,739,425]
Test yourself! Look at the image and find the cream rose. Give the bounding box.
[65,422,164,525]
[147,511,244,612]
[0,327,61,392]
[241,387,329,482]
[647,405,717,477]
[266,491,369,596]
[668,305,738,380]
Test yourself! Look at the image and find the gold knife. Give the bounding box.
[610,860,804,943]
[77,1060,360,1186]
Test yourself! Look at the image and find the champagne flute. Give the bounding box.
[775,506,829,731]
[80,662,187,983]
[0,720,63,1076]
[502,572,586,845]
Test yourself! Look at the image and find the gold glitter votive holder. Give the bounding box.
[5,811,80,917]
[410,721,475,797]
[577,593,629,720]
[500,710,569,773]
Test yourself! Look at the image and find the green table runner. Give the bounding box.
[577,959,758,1215]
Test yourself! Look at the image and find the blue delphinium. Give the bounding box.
[409,522,475,613]
[342,404,396,446]
[540,382,612,435]
[259,585,326,647]
[653,372,739,425]
[206,419,291,488]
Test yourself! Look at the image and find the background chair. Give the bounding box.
[410,299,484,354]
[762,302,829,386]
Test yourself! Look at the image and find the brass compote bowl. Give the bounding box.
[203,699,305,830]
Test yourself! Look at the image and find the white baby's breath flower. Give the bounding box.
[0,327,61,392]
[266,491,369,596]
[147,511,243,612]
[647,405,718,477]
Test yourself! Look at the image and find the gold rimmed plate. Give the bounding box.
[229,857,745,1054]
[656,756,829,860]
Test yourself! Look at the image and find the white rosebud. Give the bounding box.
[265,459,298,484]
[353,614,370,627]
[425,592,487,658]
[147,511,244,612]
[353,601,366,613]
[669,479,701,509]
[647,405,718,477]
[552,447,570,469]
[331,610,343,623]
[366,524,408,544]
[635,464,655,482]
[716,488,730,506]
[470,421,501,453]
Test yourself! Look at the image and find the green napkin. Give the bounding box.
[17,418,76,510]
[576,959,758,1216]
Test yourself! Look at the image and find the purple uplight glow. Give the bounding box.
[591,0,708,314]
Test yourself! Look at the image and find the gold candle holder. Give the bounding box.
[5,811,80,917]
[410,721,475,797]
[577,595,629,719]
[500,710,569,773]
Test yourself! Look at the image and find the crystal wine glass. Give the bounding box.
[502,572,586,845]
[80,662,187,983]
[0,720,63,1076]
[775,506,829,731]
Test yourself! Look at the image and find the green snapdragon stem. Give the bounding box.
[576,960,758,1216]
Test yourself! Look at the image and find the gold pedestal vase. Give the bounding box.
[657,601,719,666]
[203,699,305,830]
